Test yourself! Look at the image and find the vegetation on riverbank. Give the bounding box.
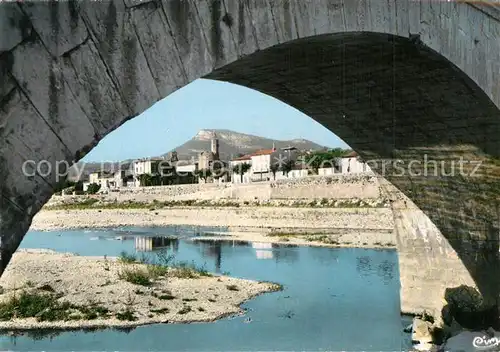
[266,231,396,247]
[0,250,283,330]
[0,290,110,322]
[116,250,212,286]
[44,197,388,211]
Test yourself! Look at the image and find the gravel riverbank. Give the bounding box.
[31,207,393,232]
[0,250,280,331]
[30,207,395,249]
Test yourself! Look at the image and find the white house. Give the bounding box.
[230,155,252,184]
[175,163,197,174]
[340,151,373,174]
[318,167,337,176]
[134,158,163,175]
[86,171,114,192]
[133,158,165,186]
[250,147,280,181]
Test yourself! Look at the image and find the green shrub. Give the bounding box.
[226,284,239,291]
[118,251,137,264]
[86,183,101,195]
[158,294,175,300]
[118,268,152,286]
[177,306,191,315]
[150,307,169,314]
[0,291,109,322]
[116,308,136,321]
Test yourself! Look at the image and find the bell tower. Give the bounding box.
[211,131,219,158]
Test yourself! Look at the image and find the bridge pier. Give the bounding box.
[380,178,500,329]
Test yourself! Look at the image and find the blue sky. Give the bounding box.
[83,79,348,162]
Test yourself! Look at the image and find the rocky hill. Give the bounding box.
[163,129,326,161]
[67,129,326,181]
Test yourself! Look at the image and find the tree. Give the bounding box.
[138,173,155,187]
[232,163,251,183]
[196,169,212,182]
[270,163,279,180]
[305,149,345,174]
[74,181,83,192]
[280,160,295,177]
[86,183,101,194]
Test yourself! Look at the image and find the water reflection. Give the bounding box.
[377,260,396,283]
[10,228,405,351]
[135,236,179,253]
[195,240,223,272]
[356,254,396,284]
[356,256,372,277]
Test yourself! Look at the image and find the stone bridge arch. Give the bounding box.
[1,0,500,324]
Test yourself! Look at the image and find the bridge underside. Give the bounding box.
[209,33,500,323]
[0,0,499,328]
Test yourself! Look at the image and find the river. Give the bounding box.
[0,226,412,351]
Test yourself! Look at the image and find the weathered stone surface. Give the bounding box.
[0,3,32,52]
[160,0,213,81]
[0,0,499,324]
[81,0,160,115]
[9,38,97,155]
[0,88,69,211]
[20,1,88,57]
[129,1,187,96]
[60,39,130,135]
[195,0,239,69]
[222,0,259,57]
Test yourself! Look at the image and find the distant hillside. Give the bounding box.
[67,130,327,181]
[163,129,326,161]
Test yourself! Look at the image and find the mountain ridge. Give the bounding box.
[69,129,327,180]
[162,129,326,161]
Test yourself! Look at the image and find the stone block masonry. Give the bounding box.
[1,0,500,326]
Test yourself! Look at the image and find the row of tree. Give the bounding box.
[303,148,346,174]
[135,148,352,186]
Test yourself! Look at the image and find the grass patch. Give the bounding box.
[177,306,192,315]
[226,284,239,291]
[305,234,339,244]
[146,264,169,278]
[116,308,136,321]
[208,298,216,302]
[116,251,212,282]
[0,291,109,322]
[38,284,55,292]
[182,298,197,302]
[169,261,212,279]
[118,251,137,264]
[118,268,152,286]
[197,307,205,312]
[268,232,299,237]
[150,307,169,314]
[158,294,176,300]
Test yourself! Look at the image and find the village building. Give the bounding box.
[196,131,229,184]
[230,155,252,184]
[340,151,373,174]
[198,131,220,171]
[249,145,278,181]
[84,171,114,192]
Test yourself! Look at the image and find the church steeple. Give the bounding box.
[211,131,219,157]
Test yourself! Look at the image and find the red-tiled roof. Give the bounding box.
[251,149,276,156]
[232,148,277,160]
[232,155,252,161]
